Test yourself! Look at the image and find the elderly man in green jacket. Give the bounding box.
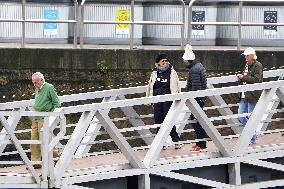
[31,72,60,169]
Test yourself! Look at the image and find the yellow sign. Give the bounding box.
[115,9,130,35]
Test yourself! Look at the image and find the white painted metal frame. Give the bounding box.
[0,70,284,188]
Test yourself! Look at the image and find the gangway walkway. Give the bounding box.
[0,69,283,189]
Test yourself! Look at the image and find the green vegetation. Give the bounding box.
[97,60,109,75]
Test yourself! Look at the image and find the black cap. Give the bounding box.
[155,53,168,63]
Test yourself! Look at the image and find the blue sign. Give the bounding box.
[44,9,58,35]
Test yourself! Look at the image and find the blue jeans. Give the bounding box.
[238,99,257,144]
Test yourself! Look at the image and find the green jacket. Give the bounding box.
[33,82,61,112]
[241,60,263,103]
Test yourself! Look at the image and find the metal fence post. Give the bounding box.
[79,2,85,49]
[187,0,197,45]
[237,1,243,50]
[130,0,135,50]
[73,0,78,49]
[41,117,50,186]
[21,0,26,48]
[180,0,185,49]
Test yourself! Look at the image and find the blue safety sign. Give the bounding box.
[44,9,58,35]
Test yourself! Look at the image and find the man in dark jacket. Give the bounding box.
[182,44,208,152]
[236,47,263,144]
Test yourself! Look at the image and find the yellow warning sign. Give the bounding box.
[115,9,130,35]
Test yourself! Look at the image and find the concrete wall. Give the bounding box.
[0,48,283,71]
[0,48,283,102]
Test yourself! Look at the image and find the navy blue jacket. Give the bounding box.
[186,60,207,92]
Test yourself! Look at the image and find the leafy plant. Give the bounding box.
[97,60,109,75]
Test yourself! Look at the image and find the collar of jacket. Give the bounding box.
[153,64,172,72]
[186,60,197,69]
[248,60,257,68]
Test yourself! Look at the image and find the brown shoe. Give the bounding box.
[191,145,207,153]
[33,164,42,169]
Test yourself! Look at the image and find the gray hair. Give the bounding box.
[253,54,258,60]
[32,72,45,82]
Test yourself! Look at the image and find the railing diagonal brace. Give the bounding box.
[54,111,95,179]
[118,95,153,145]
[75,96,117,156]
[0,115,41,184]
[276,87,284,104]
[143,100,185,167]
[234,87,278,155]
[185,98,233,157]
[0,109,21,154]
[95,109,145,169]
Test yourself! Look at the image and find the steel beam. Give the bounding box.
[54,111,95,179]
[186,98,233,157]
[234,88,277,155]
[95,110,145,168]
[118,95,153,145]
[143,100,185,167]
[0,115,40,184]
[154,171,233,188]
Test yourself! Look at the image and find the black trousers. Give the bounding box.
[190,98,208,148]
[154,101,180,142]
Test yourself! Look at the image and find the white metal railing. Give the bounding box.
[0,69,282,110]
[188,0,284,50]
[79,0,185,49]
[0,69,284,188]
[0,0,185,49]
[1,0,283,49]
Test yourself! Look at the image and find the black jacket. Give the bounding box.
[186,60,207,92]
[153,65,172,96]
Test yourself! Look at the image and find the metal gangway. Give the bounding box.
[0,69,284,189]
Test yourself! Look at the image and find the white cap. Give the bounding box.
[182,44,195,60]
[242,47,256,56]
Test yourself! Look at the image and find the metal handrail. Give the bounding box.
[0,0,283,49]
[0,0,78,48]
[79,0,185,49]
[188,0,284,50]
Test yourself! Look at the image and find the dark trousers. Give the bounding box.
[154,101,180,142]
[190,98,208,148]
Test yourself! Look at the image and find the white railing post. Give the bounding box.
[41,117,50,187]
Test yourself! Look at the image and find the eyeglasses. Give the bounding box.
[161,59,168,62]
